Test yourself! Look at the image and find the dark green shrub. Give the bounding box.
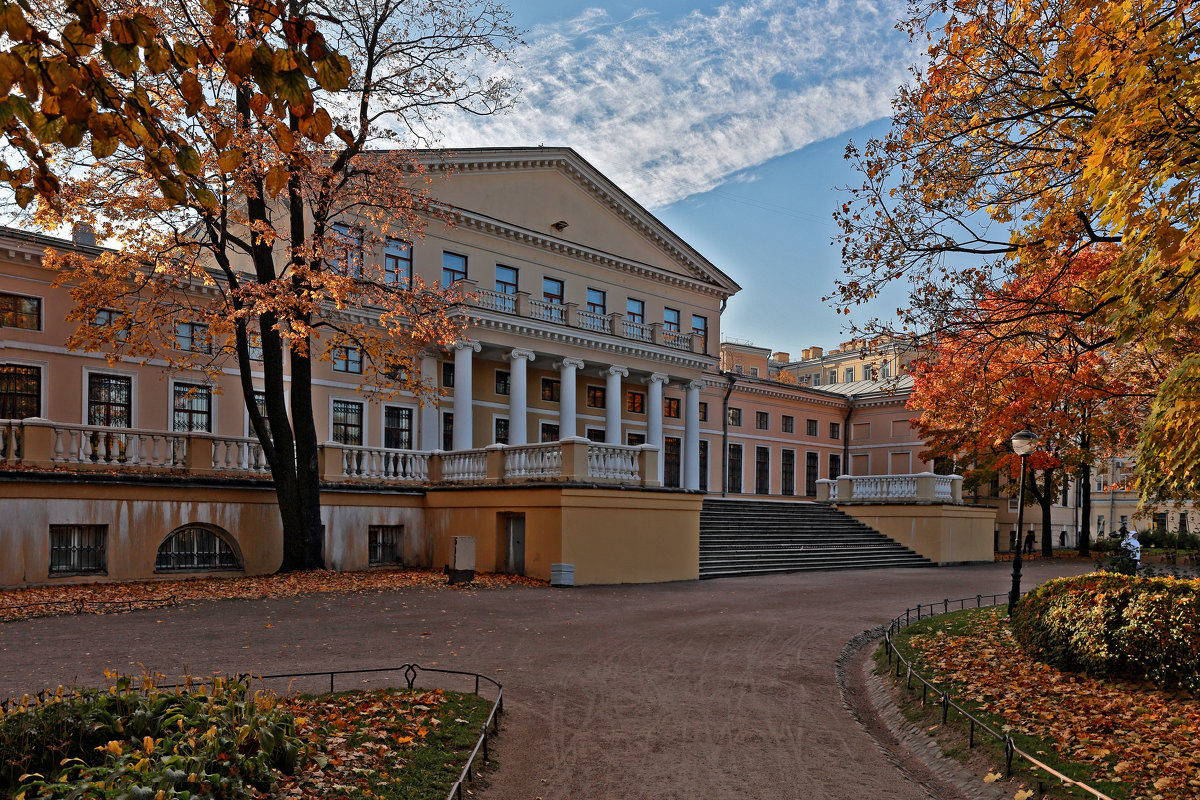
[1012,573,1200,695]
[4,676,301,799]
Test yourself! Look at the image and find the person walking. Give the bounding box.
[1122,527,1142,571]
[1024,528,1035,556]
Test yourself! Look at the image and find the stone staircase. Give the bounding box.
[699,498,934,578]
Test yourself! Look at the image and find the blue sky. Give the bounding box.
[437,0,920,353]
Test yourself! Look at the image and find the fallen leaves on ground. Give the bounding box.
[0,568,548,622]
[268,687,490,800]
[906,609,1200,800]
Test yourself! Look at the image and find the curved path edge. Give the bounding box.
[836,626,1011,800]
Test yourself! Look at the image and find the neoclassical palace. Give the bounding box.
[0,147,996,588]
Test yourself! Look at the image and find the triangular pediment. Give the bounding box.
[418,147,740,295]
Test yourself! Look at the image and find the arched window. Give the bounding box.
[155,523,242,572]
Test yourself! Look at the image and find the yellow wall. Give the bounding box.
[838,503,996,565]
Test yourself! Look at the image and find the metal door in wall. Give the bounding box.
[664,437,682,488]
[781,449,795,496]
[755,446,770,494]
[805,452,819,497]
[505,514,525,575]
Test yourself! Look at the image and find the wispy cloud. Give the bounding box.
[433,0,918,208]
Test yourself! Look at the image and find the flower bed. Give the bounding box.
[1011,573,1200,695]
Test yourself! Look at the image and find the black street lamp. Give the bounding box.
[1008,429,1038,615]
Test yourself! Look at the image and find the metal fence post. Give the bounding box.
[940,692,949,725]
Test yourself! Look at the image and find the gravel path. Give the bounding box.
[0,560,1092,799]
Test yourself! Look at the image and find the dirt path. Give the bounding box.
[0,561,1091,799]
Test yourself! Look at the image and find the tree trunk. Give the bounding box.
[1041,468,1054,558]
[290,338,325,570]
[1079,461,1092,557]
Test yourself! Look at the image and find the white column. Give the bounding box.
[684,379,703,490]
[605,365,628,444]
[452,340,480,450]
[556,357,584,439]
[647,372,668,477]
[419,353,439,451]
[508,348,535,446]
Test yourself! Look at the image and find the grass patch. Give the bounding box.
[878,607,1131,799]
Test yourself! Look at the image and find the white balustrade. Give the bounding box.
[530,299,565,324]
[503,442,563,480]
[934,475,956,502]
[662,329,693,351]
[341,445,429,482]
[847,474,918,501]
[49,423,188,468]
[576,309,609,333]
[440,449,488,482]
[210,436,272,474]
[586,442,641,482]
[474,288,516,314]
[0,419,20,464]
[623,319,652,342]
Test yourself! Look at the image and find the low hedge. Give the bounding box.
[1012,573,1200,695]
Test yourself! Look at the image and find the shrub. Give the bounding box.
[1012,573,1200,695]
[3,676,300,799]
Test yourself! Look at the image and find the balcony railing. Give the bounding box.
[816,473,964,504]
[464,284,700,354]
[0,420,661,488]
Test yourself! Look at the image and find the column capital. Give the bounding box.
[555,357,585,370]
[607,365,629,378]
[454,340,482,353]
[647,372,670,385]
[686,380,705,391]
[509,348,536,362]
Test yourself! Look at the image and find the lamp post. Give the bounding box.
[1008,429,1038,615]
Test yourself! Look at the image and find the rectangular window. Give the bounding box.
[0,364,40,418]
[830,422,841,440]
[728,407,742,427]
[844,367,855,382]
[586,385,606,409]
[542,277,564,304]
[442,411,454,450]
[541,378,560,403]
[755,446,770,495]
[495,264,519,295]
[827,370,837,385]
[727,444,743,493]
[691,314,708,353]
[247,332,264,361]
[755,411,769,430]
[252,391,272,439]
[494,417,509,444]
[0,292,40,330]
[782,415,795,434]
[384,406,413,449]
[48,524,107,575]
[540,422,559,442]
[781,449,796,496]
[441,251,467,287]
[330,224,363,278]
[880,361,891,378]
[806,418,818,437]
[864,365,874,381]
[586,427,605,443]
[384,239,412,286]
[699,439,709,492]
[805,452,819,497]
[586,288,606,315]
[442,362,455,388]
[94,308,127,341]
[699,402,708,422]
[663,307,680,331]
[175,321,211,353]
[829,453,842,479]
[172,383,212,432]
[750,367,759,377]
[664,397,681,418]
[87,374,131,427]
[626,298,645,324]
[368,525,404,566]
[664,437,681,488]
[333,346,363,373]
[332,400,364,445]
[495,369,510,396]
[626,391,645,414]
[627,432,646,446]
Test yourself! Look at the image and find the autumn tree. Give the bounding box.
[0,0,520,570]
[833,0,1200,493]
[908,247,1154,556]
